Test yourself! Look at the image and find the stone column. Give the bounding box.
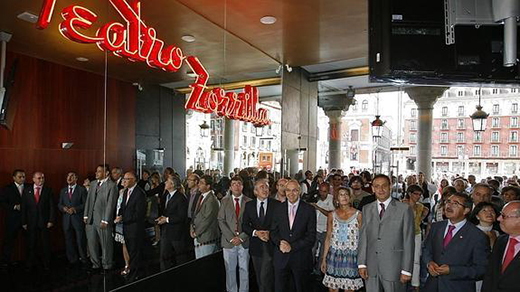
[325,110,344,170]
[405,87,447,180]
[223,118,235,177]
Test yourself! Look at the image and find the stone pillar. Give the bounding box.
[405,87,447,180]
[281,67,318,177]
[223,118,235,177]
[325,110,344,170]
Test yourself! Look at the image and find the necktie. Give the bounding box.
[259,201,265,223]
[18,184,23,196]
[289,204,296,229]
[443,225,456,248]
[96,181,101,193]
[126,189,132,203]
[379,203,385,219]
[166,193,172,207]
[68,187,73,200]
[502,237,519,273]
[196,194,204,212]
[35,186,41,203]
[235,198,240,219]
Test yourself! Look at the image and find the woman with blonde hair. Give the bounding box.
[321,187,363,292]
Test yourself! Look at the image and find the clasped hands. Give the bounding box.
[156,216,168,225]
[63,206,76,215]
[279,240,292,253]
[256,230,270,242]
[427,261,450,277]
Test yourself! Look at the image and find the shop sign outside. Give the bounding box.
[36,0,270,126]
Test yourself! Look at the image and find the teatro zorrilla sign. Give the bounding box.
[36,0,270,126]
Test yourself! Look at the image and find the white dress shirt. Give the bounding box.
[444,219,467,238]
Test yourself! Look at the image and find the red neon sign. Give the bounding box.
[36,0,270,126]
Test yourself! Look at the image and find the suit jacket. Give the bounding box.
[1,182,28,226]
[161,189,189,242]
[191,191,220,244]
[242,198,280,257]
[422,220,489,292]
[84,179,118,226]
[482,234,520,292]
[118,186,146,238]
[58,185,87,230]
[218,194,252,249]
[21,184,55,229]
[358,199,415,282]
[270,200,316,270]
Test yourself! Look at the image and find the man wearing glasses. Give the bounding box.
[482,201,520,292]
[422,193,489,292]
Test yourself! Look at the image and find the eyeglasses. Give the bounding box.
[445,200,465,208]
[499,212,520,220]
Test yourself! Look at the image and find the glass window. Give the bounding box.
[510,131,518,142]
[457,145,464,156]
[441,146,448,156]
[474,131,482,142]
[410,133,417,143]
[441,132,448,143]
[458,106,464,116]
[512,117,519,128]
[441,119,449,130]
[512,88,518,93]
[474,145,481,156]
[242,122,247,132]
[410,120,417,130]
[243,136,247,146]
[442,106,448,116]
[411,108,417,118]
[362,100,368,111]
[492,117,500,128]
[457,91,464,97]
[457,132,464,143]
[512,103,518,114]
[492,131,500,142]
[492,88,499,94]
[351,129,359,141]
[457,119,465,129]
[409,146,416,155]
[251,136,256,147]
[475,89,481,96]
[491,145,499,156]
[493,104,500,114]
[510,145,518,157]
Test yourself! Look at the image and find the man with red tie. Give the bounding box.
[58,172,88,265]
[482,201,520,292]
[422,193,489,292]
[21,172,55,271]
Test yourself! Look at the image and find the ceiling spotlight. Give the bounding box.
[285,64,292,72]
[260,16,277,25]
[181,35,196,43]
[76,57,89,62]
[17,12,38,24]
[275,64,282,74]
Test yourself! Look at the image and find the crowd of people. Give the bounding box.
[1,165,520,292]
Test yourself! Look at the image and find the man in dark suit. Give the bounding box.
[482,200,520,292]
[21,172,55,271]
[242,178,280,292]
[111,167,124,191]
[58,172,88,265]
[1,169,27,267]
[270,179,316,292]
[156,175,189,270]
[115,172,146,282]
[423,193,489,292]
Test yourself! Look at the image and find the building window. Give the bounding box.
[243,136,248,147]
[474,145,481,156]
[511,117,519,128]
[362,100,368,111]
[457,118,465,129]
[441,119,449,130]
[441,146,448,156]
[410,120,417,130]
[457,145,464,157]
[410,133,417,143]
[492,117,500,128]
[457,91,464,97]
[242,122,247,132]
[491,131,500,142]
[457,132,464,143]
[512,103,518,114]
[267,140,272,151]
[441,132,448,143]
[512,88,518,93]
[510,131,518,142]
[458,106,464,116]
[491,145,499,157]
[351,129,359,142]
[352,101,358,111]
[442,106,448,117]
[250,125,255,134]
[475,89,481,96]
[411,108,417,118]
[474,131,482,142]
[492,88,499,95]
[410,146,416,155]
[251,137,256,147]
[510,145,518,157]
[493,104,500,114]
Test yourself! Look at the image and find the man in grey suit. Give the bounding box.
[218,176,252,292]
[358,174,415,292]
[190,175,220,259]
[84,164,118,272]
[58,172,88,265]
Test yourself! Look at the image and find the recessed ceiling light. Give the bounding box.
[76,57,89,62]
[181,35,196,43]
[17,12,39,24]
[260,16,277,25]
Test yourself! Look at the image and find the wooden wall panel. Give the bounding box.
[0,51,136,259]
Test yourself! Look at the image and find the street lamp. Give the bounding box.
[371,115,385,141]
[199,120,210,137]
[470,90,489,132]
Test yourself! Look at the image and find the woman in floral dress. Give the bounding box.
[321,187,364,292]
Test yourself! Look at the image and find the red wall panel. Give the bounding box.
[0,51,136,259]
